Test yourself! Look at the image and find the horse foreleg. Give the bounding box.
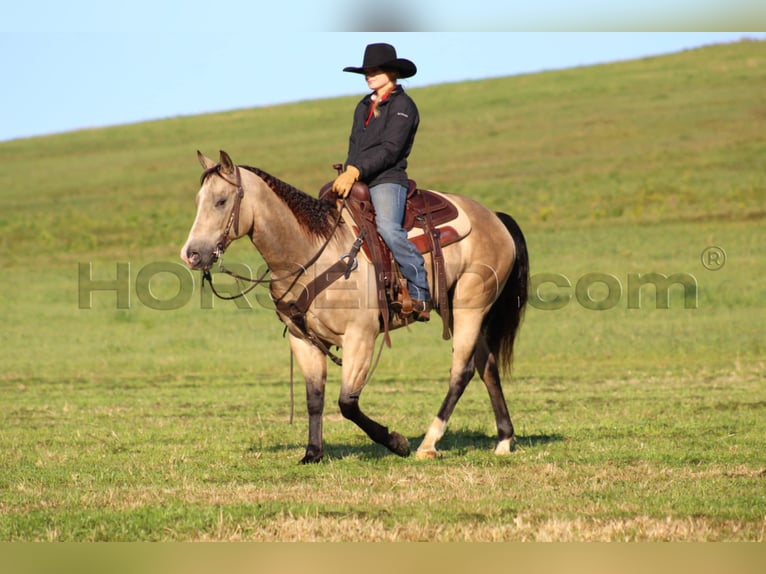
[474,335,515,455]
[289,334,327,464]
[416,310,481,459]
[338,330,410,457]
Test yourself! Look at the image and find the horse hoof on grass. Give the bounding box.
[299,448,323,464]
[494,438,514,455]
[299,455,322,464]
[415,449,439,460]
[388,432,411,457]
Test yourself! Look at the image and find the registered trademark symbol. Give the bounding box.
[701,246,726,271]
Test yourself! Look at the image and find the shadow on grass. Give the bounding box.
[436,429,564,456]
[261,429,564,462]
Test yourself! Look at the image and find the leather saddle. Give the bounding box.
[319,180,463,267]
[319,178,462,340]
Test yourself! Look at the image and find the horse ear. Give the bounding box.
[219,150,236,177]
[197,151,216,170]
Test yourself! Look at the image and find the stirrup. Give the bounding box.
[411,299,431,322]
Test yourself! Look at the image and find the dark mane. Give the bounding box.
[200,165,221,185]
[201,164,338,239]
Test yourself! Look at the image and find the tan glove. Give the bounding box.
[332,165,360,198]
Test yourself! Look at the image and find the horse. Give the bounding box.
[181,150,529,463]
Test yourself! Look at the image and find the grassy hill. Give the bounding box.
[2,37,763,373]
[0,39,764,541]
[1,39,764,262]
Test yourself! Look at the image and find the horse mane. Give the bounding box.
[201,164,338,240]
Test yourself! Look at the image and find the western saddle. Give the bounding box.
[318,168,461,342]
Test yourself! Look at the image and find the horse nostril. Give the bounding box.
[184,248,201,268]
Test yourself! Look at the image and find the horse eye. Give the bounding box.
[215,197,227,208]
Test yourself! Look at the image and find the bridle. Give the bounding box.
[211,165,245,263]
[202,164,266,300]
[198,165,385,415]
[200,163,351,304]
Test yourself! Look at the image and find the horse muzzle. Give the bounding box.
[181,241,219,270]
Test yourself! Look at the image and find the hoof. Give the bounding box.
[388,432,411,457]
[415,449,439,460]
[299,447,323,464]
[299,454,323,464]
[494,438,514,455]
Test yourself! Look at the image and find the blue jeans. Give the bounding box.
[370,183,430,300]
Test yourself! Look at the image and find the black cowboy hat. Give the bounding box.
[343,43,417,78]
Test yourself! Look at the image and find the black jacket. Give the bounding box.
[344,85,419,188]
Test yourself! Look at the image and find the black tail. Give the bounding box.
[484,212,529,375]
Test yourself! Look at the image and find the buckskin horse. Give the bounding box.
[181,150,529,463]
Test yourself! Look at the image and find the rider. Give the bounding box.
[333,42,431,321]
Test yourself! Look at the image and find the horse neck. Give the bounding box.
[242,172,340,277]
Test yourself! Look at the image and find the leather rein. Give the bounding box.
[200,164,353,364]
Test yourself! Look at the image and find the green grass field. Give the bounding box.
[1,39,764,541]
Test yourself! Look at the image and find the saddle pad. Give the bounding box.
[406,190,471,255]
[351,190,472,263]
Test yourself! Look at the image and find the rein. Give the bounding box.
[200,165,354,368]
[201,164,348,304]
[197,164,391,422]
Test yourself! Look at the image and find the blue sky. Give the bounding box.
[1,2,764,142]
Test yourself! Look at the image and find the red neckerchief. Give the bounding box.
[365,88,393,127]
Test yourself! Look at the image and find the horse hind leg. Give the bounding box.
[417,333,514,459]
[415,359,475,459]
[474,335,515,455]
[415,310,481,459]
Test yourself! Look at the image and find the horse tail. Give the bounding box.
[484,211,529,375]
